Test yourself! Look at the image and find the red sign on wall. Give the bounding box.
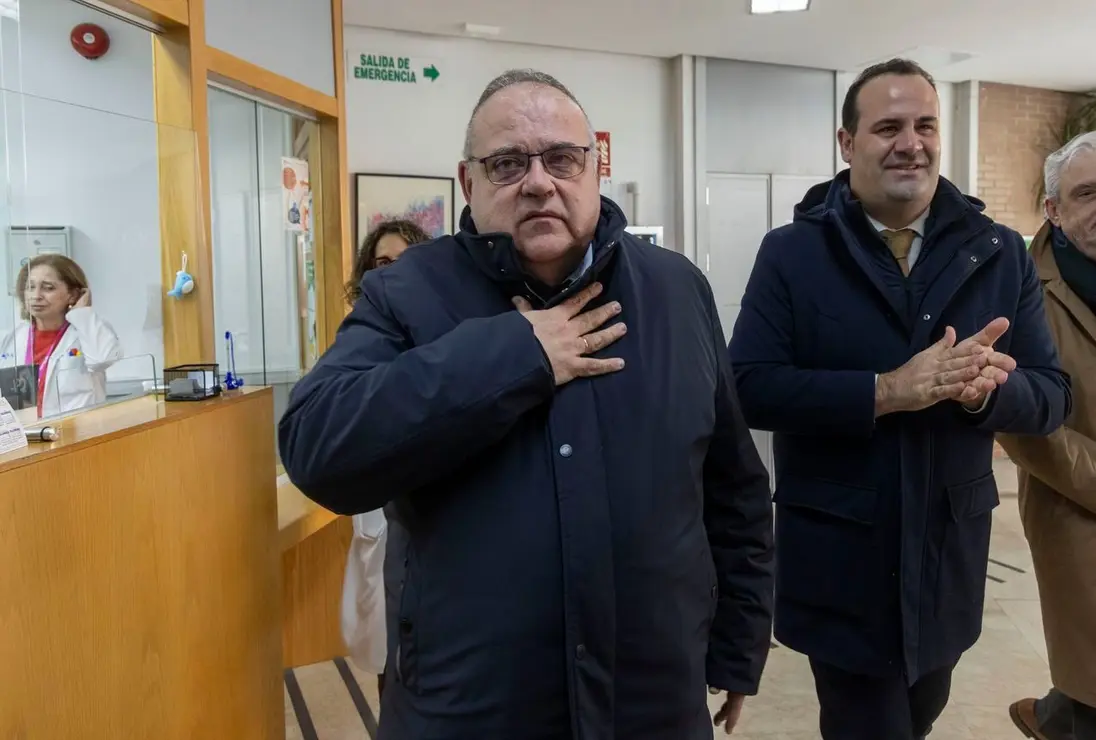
[595,131,611,179]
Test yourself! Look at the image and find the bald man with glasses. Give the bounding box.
[279,68,775,739]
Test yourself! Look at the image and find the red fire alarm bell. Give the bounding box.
[70,23,110,60]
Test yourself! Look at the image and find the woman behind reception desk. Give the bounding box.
[0,254,122,418]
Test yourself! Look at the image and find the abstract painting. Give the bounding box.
[354,173,456,248]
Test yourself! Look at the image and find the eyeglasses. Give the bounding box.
[468,145,591,186]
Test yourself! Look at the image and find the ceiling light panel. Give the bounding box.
[750,0,810,14]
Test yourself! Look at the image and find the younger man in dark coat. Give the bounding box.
[729,58,1070,740]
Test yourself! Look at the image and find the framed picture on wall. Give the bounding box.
[354,173,456,249]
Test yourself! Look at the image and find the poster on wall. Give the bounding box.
[595,131,611,191]
[281,157,310,232]
[354,173,455,249]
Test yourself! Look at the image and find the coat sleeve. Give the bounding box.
[278,269,556,515]
[997,428,1096,514]
[65,307,123,370]
[703,281,775,695]
[963,241,1071,435]
[728,231,878,437]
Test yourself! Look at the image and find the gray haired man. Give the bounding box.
[1000,130,1096,740]
[279,68,775,739]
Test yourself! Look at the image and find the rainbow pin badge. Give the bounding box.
[67,348,82,357]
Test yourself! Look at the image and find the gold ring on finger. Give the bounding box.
[582,336,590,354]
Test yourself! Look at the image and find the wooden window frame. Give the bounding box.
[99,0,351,365]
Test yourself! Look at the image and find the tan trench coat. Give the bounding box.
[998,221,1096,708]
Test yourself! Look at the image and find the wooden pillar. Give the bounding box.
[315,0,352,352]
[149,0,215,365]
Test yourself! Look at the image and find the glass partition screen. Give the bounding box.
[208,86,318,460]
[0,0,189,422]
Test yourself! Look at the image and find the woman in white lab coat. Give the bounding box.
[340,219,429,697]
[0,254,122,418]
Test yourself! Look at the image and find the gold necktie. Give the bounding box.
[881,229,916,277]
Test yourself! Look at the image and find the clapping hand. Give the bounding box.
[875,316,1016,416]
[950,317,1016,408]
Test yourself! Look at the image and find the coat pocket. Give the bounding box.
[935,472,999,617]
[773,476,878,616]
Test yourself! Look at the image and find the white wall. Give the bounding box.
[343,27,678,250]
[0,0,163,374]
[206,0,335,97]
[949,81,979,195]
[706,59,836,177]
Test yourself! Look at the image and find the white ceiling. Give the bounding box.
[344,0,1096,92]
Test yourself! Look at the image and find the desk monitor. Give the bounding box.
[0,364,37,411]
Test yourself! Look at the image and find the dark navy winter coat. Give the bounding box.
[728,171,1070,684]
[279,197,775,739]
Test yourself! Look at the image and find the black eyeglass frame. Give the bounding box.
[466,145,593,185]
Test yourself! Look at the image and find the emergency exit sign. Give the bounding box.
[352,53,440,84]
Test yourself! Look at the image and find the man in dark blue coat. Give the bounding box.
[279,68,775,740]
[728,58,1071,740]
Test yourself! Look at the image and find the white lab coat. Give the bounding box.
[341,508,389,674]
[0,307,123,417]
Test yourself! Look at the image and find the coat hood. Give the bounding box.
[455,195,629,307]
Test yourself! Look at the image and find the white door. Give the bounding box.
[704,173,774,486]
[769,174,831,230]
[704,173,770,341]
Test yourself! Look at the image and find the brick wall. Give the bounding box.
[977,82,1080,236]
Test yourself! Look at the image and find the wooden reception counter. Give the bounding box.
[0,388,284,740]
[278,475,352,668]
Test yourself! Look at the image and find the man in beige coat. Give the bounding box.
[1000,130,1096,739]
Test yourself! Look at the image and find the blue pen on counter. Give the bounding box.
[224,331,244,390]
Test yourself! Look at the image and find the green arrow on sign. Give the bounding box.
[423,64,440,82]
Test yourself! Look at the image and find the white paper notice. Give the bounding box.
[0,397,28,455]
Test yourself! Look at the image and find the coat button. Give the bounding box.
[923,314,931,321]
[559,444,573,458]
[575,644,587,660]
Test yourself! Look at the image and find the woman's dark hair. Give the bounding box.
[345,218,431,306]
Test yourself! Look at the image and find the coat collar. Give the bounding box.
[794,170,999,345]
[1031,220,1096,345]
[794,169,992,239]
[454,195,627,309]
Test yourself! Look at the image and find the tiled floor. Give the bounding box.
[285,459,1046,739]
